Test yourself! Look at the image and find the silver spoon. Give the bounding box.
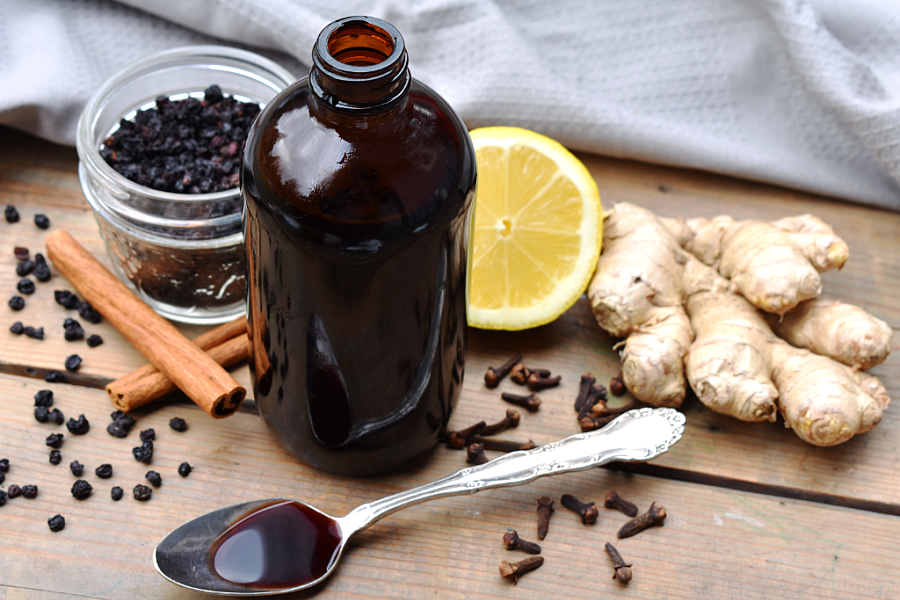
[155,407,685,595]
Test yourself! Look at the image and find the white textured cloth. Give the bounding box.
[2,0,899,210]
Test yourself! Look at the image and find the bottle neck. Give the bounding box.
[310,17,411,115]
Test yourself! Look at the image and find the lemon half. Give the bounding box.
[467,127,602,330]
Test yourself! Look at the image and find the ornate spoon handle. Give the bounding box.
[340,407,685,534]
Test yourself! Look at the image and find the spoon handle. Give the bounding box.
[341,407,684,534]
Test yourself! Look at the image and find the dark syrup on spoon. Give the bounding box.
[210,500,342,588]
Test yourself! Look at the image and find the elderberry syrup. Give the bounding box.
[243,16,476,475]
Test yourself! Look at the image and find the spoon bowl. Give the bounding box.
[155,407,685,595]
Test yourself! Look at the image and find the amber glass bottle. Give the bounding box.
[242,17,476,475]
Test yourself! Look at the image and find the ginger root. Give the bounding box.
[765,299,893,370]
[680,214,849,314]
[587,203,693,407]
[684,261,890,445]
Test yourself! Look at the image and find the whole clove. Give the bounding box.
[605,542,633,583]
[479,409,521,436]
[592,398,637,419]
[447,421,486,449]
[604,490,639,517]
[509,363,530,385]
[469,436,537,452]
[501,392,541,412]
[560,493,598,524]
[465,442,488,465]
[573,373,596,412]
[484,352,522,388]
[71,480,93,500]
[48,514,66,532]
[617,502,667,539]
[579,413,619,432]
[536,496,554,540]
[499,556,544,584]
[503,529,541,554]
[527,373,561,391]
[610,373,627,396]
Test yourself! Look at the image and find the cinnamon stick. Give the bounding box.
[109,334,250,411]
[45,229,246,418]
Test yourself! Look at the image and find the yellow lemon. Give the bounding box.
[467,127,602,330]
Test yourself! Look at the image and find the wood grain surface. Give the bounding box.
[1,127,898,599]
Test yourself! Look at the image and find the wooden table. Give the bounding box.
[1,125,897,599]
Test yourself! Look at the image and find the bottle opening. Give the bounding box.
[328,22,394,67]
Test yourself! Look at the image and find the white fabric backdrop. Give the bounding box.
[2,0,899,211]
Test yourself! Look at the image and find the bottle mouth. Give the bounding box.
[311,16,410,112]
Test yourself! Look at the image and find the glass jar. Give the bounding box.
[76,45,294,324]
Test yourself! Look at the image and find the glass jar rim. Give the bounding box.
[76,44,295,231]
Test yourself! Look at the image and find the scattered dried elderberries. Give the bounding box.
[111,486,124,501]
[49,449,62,465]
[63,318,84,341]
[9,321,24,335]
[49,408,65,425]
[46,433,64,448]
[54,290,80,309]
[146,470,162,487]
[66,414,90,435]
[14,246,29,261]
[132,440,153,464]
[34,389,54,407]
[169,417,188,432]
[34,214,50,230]
[86,334,103,348]
[23,325,44,340]
[64,354,83,372]
[99,85,260,195]
[4,204,19,223]
[95,464,113,479]
[139,428,156,443]
[34,406,50,423]
[178,462,192,477]
[45,370,63,382]
[0,458,8,472]
[71,479,93,500]
[48,514,66,532]
[110,410,136,431]
[133,484,153,501]
[22,485,38,499]
[77,301,102,324]
[7,484,21,498]
[70,460,84,476]
[33,261,50,283]
[16,279,35,295]
[7,295,24,311]
[15,259,34,277]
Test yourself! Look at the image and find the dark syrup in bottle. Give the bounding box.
[242,16,476,474]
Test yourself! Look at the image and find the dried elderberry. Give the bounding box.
[4,204,19,223]
[132,440,153,464]
[48,514,66,532]
[86,334,104,348]
[10,321,24,335]
[107,421,128,438]
[46,432,64,448]
[146,470,162,487]
[23,325,44,340]
[34,214,50,230]
[95,464,113,479]
[66,414,90,434]
[77,301,102,324]
[49,449,62,465]
[34,405,50,423]
[7,295,24,311]
[7,484,21,498]
[15,260,33,277]
[49,408,65,425]
[0,490,5,506]
[71,479,92,500]
[63,318,84,341]
[45,370,63,382]
[34,389,54,407]
[33,261,50,282]
[133,484,153,501]
[111,486,124,501]
[0,472,4,485]
[17,279,35,295]
[110,410,136,430]
[64,354,83,372]
[54,290,80,309]
[169,417,188,432]
[70,460,84,476]
[178,462,192,477]
[14,246,29,261]
[0,458,8,472]
[139,428,156,443]
[22,485,38,499]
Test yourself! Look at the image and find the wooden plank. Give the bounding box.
[1,375,898,600]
